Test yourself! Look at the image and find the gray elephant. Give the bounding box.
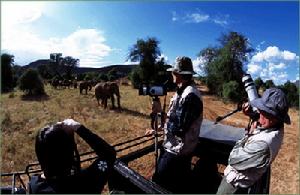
[79,81,92,94]
[95,82,120,109]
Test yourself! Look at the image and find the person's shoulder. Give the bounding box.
[182,85,200,98]
[244,139,269,153]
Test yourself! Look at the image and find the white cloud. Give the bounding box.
[212,14,229,26]
[251,52,264,62]
[247,46,299,85]
[156,54,169,63]
[55,29,112,67]
[192,56,206,76]
[172,11,178,22]
[282,50,297,60]
[185,13,209,23]
[2,27,112,67]
[1,1,45,26]
[172,10,229,27]
[268,62,286,72]
[247,63,262,74]
[124,61,139,65]
[1,2,113,68]
[251,46,298,63]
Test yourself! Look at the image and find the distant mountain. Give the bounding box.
[24,59,50,69]
[23,59,137,76]
[73,64,137,75]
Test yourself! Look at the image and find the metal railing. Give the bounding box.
[1,133,163,193]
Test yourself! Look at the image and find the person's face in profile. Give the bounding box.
[258,110,279,128]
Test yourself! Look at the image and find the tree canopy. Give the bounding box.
[199,31,254,101]
[61,56,79,80]
[128,37,162,85]
[128,37,172,88]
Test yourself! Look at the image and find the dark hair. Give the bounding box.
[35,124,76,178]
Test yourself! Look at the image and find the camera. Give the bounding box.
[242,74,259,102]
[139,84,167,96]
[242,73,260,120]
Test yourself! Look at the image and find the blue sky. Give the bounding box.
[1,1,299,84]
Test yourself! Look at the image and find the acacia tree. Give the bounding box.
[1,53,14,92]
[49,53,63,79]
[61,56,79,80]
[199,32,254,101]
[128,37,161,85]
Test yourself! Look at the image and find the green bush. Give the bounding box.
[222,81,241,102]
[129,67,142,89]
[279,81,299,108]
[97,73,108,82]
[18,68,45,95]
[84,72,98,81]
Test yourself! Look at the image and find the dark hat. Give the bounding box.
[167,56,196,75]
[250,88,290,124]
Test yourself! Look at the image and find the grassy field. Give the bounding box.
[1,84,153,172]
[1,82,299,194]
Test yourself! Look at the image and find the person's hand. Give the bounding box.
[145,128,155,135]
[242,102,252,116]
[249,121,259,134]
[57,119,82,135]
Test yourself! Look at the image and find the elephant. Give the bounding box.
[95,82,120,109]
[79,81,92,94]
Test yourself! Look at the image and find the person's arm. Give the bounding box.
[76,125,116,164]
[229,140,270,170]
[59,119,116,164]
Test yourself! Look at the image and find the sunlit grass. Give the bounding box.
[1,84,160,173]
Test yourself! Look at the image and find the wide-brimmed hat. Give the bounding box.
[250,88,290,124]
[167,56,196,75]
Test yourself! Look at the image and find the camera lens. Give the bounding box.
[242,74,259,102]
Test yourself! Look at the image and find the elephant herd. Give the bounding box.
[79,81,121,109]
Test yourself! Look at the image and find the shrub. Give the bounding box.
[279,81,299,108]
[129,67,142,89]
[222,81,241,102]
[18,68,45,95]
[97,73,108,82]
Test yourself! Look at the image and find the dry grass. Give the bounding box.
[1,82,299,194]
